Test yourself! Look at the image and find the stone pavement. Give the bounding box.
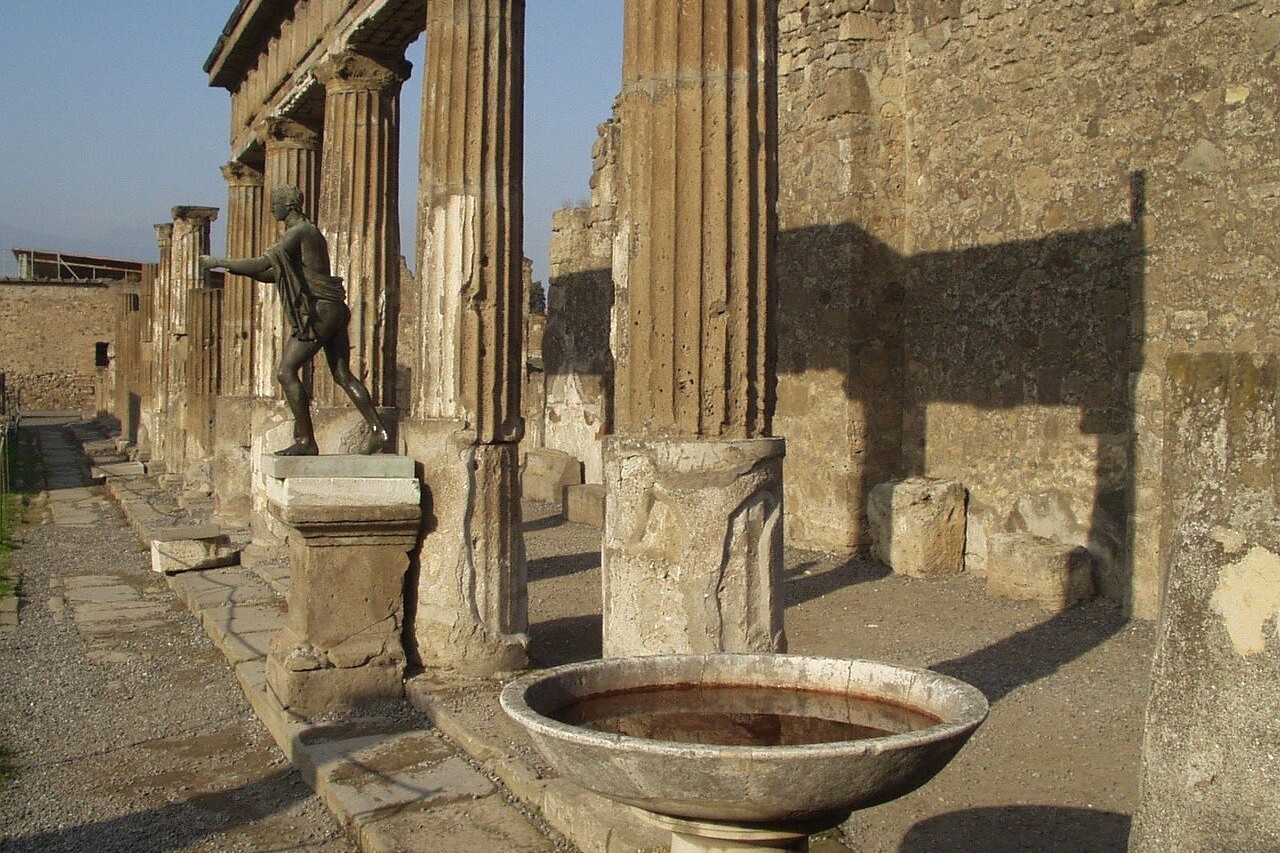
[11,415,1155,852]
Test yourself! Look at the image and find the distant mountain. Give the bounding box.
[0,220,157,277]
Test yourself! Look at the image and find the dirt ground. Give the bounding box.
[521,500,1155,852]
[2,417,1155,852]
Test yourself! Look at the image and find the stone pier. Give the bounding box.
[604,0,784,657]
[404,0,529,675]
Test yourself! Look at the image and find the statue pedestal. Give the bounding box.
[262,454,420,718]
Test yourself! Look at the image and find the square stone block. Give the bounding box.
[986,532,1095,612]
[150,527,239,574]
[521,448,582,504]
[867,478,966,577]
[564,483,605,528]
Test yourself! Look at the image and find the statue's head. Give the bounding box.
[270,185,305,221]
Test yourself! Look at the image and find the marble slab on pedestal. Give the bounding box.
[260,453,416,480]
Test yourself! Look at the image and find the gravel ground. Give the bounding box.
[0,421,356,853]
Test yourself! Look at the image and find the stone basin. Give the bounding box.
[500,653,989,827]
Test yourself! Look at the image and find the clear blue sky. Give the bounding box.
[0,1,623,285]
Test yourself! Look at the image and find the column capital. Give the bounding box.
[314,50,411,94]
[171,205,220,224]
[257,116,322,150]
[221,160,264,187]
[154,223,173,245]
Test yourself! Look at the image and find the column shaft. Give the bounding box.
[415,0,524,443]
[221,161,264,397]
[315,51,408,408]
[603,0,783,658]
[169,206,219,474]
[614,0,777,439]
[150,224,174,466]
[406,0,529,674]
[258,118,321,398]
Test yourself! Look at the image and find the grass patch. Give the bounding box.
[0,424,40,605]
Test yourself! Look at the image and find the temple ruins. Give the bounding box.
[1,0,1274,849]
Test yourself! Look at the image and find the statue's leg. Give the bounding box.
[317,302,388,455]
[276,334,325,456]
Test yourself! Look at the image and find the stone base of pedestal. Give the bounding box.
[401,418,529,676]
[263,455,420,718]
[602,436,786,658]
[266,625,405,717]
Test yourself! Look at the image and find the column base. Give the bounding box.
[402,418,529,676]
[603,436,786,658]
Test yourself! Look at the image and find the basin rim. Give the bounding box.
[500,653,990,761]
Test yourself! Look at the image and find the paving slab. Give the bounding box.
[167,565,280,612]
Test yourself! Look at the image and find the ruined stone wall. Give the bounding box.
[543,118,619,483]
[0,282,116,411]
[542,0,1277,617]
[774,0,907,552]
[897,0,1278,617]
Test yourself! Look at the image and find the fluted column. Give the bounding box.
[220,160,263,397]
[415,0,524,440]
[150,224,174,466]
[185,287,223,459]
[406,0,528,675]
[169,206,219,476]
[313,50,408,409]
[256,117,321,398]
[602,0,783,657]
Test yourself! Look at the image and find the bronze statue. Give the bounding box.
[200,185,388,456]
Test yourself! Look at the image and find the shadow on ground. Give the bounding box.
[897,805,1130,852]
[931,600,1129,702]
[2,770,312,853]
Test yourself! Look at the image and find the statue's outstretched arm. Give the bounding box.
[200,253,275,282]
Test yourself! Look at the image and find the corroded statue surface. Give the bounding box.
[200,185,388,456]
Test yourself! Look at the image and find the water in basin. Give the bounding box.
[551,683,942,747]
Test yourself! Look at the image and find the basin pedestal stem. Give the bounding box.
[645,810,837,853]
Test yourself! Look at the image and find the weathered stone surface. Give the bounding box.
[986,533,1095,613]
[150,534,239,575]
[602,436,785,657]
[402,419,528,676]
[520,447,581,505]
[563,483,605,529]
[867,478,966,578]
[264,475,419,512]
[1132,353,1280,852]
[265,486,420,718]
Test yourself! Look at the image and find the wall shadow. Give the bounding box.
[536,177,1145,694]
[782,553,890,608]
[930,598,1128,702]
[526,550,600,583]
[897,805,1130,852]
[530,613,604,667]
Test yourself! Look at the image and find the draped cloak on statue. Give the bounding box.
[265,243,347,342]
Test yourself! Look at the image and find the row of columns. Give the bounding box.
[183,0,781,672]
